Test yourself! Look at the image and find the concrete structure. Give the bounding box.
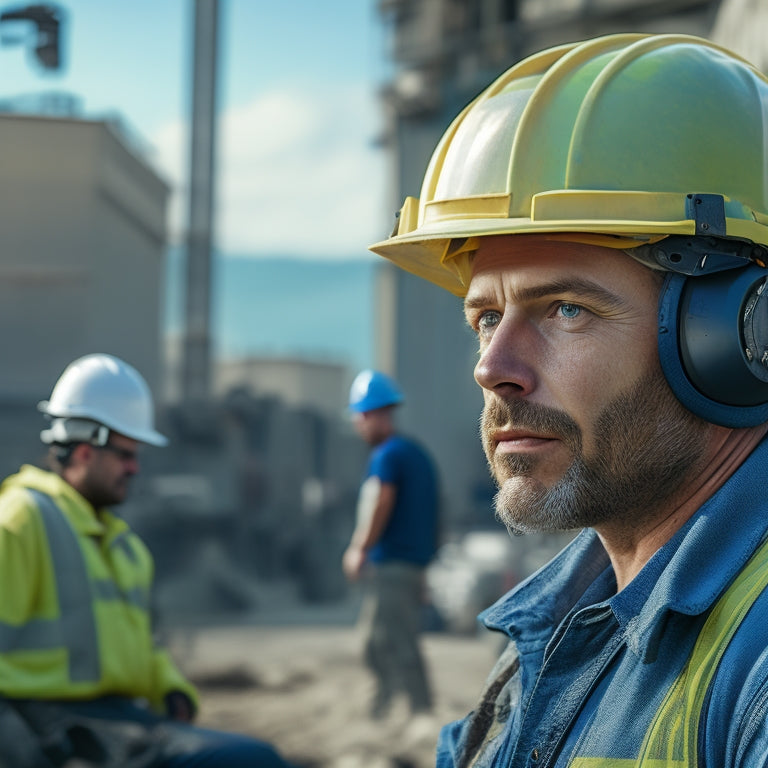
[375,0,723,531]
[0,112,169,479]
[214,356,350,418]
[0,113,169,401]
[711,0,768,71]
[182,0,220,404]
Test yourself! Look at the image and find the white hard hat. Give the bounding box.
[38,354,168,447]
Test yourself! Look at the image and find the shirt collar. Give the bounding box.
[480,437,768,661]
[480,530,611,650]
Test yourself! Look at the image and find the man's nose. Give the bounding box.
[474,312,537,397]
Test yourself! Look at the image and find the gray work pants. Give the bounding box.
[360,561,432,714]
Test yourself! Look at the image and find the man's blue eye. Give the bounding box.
[478,311,501,330]
[559,303,581,319]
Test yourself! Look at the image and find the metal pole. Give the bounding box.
[182,0,219,403]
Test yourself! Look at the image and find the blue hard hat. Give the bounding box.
[349,369,404,413]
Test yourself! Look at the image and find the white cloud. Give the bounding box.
[150,82,388,258]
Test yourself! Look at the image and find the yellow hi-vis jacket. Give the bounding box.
[0,465,198,714]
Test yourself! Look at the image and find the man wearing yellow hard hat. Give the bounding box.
[371,34,768,767]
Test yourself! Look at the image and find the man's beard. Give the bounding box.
[82,474,131,509]
[481,369,713,535]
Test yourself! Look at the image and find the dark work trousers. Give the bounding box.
[0,696,291,768]
[360,561,432,716]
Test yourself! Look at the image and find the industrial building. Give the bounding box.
[0,112,168,481]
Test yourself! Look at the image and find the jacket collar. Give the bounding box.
[11,464,125,537]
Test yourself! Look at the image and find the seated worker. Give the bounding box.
[0,353,289,768]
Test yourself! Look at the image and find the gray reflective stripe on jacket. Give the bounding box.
[0,489,146,682]
[110,531,138,563]
[91,580,149,611]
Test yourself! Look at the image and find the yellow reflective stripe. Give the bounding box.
[638,534,768,766]
[570,761,670,767]
[570,535,768,768]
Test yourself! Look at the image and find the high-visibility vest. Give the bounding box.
[0,489,149,682]
[570,534,768,768]
[0,480,196,711]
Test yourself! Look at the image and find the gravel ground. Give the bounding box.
[169,620,503,768]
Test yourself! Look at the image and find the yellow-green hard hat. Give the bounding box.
[370,33,768,296]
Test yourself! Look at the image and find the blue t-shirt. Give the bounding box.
[365,434,438,566]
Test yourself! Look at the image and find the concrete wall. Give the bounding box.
[214,356,350,418]
[0,114,169,405]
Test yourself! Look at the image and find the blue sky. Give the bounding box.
[0,0,390,259]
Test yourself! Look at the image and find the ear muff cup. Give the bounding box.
[658,265,768,427]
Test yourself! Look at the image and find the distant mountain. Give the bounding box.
[165,248,377,373]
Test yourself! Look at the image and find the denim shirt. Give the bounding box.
[437,438,768,768]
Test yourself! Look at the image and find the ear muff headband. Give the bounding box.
[658,265,768,428]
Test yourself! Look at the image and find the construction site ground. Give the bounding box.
[166,593,503,768]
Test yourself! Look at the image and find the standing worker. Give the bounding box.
[368,33,768,767]
[0,353,289,768]
[343,369,439,721]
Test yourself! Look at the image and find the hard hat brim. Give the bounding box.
[370,210,768,297]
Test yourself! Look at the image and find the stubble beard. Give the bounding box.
[482,370,712,536]
[83,473,132,509]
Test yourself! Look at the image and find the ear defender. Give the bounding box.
[658,263,768,428]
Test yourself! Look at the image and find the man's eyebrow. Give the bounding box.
[464,278,625,310]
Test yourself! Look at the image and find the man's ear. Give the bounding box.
[69,443,94,466]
